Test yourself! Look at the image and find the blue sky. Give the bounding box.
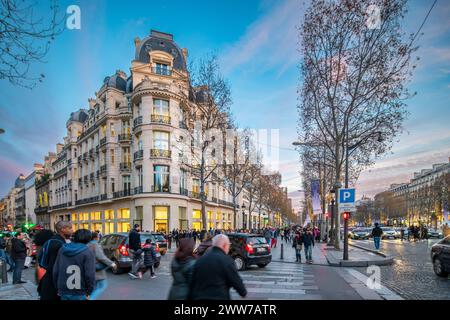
[0,0,449,211]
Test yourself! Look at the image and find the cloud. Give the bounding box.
[220,0,304,75]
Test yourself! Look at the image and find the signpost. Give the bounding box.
[339,188,356,260]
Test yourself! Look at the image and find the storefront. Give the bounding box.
[192,209,202,231]
[154,206,169,233]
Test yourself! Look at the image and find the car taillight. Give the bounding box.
[119,244,129,256]
[156,243,160,252]
[267,245,271,253]
[245,244,254,254]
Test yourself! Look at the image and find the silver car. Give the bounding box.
[381,227,397,239]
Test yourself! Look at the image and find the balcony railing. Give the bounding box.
[120,162,131,171]
[100,194,107,201]
[51,203,69,210]
[95,145,100,153]
[100,165,107,175]
[34,206,49,214]
[99,137,107,146]
[113,189,132,199]
[75,196,99,206]
[152,67,172,76]
[189,191,201,200]
[83,152,88,162]
[68,159,72,166]
[180,188,189,196]
[133,116,143,128]
[77,155,82,163]
[211,197,218,203]
[53,168,67,178]
[118,133,132,142]
[150,149,171,158]
[151,114,171,125]
[83,175,89,183]
[89,149,95,159]
[153,185,171,193]
[134,186,143,195]
[134,150,143,161]
[90,173,94,181]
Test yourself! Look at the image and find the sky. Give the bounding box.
[0,0,449,213]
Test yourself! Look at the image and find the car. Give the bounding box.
[381,227,397,239]
[99,232,161,274]
[227,233,272,271]
[393,227,409,239]
[150,232,168,255]
[427,228,444,239]
[430,236,450,277]
[349,228,371,240]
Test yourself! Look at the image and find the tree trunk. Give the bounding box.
[334,144,341,250]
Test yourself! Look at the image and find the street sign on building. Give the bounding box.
[338,188,356,213]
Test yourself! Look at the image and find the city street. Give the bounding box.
[351,238,450,299]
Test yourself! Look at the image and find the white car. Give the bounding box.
[381,227,397,239]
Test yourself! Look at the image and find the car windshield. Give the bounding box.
[382,228,394,231]
[247,237,268,245]
[152,234,166,241]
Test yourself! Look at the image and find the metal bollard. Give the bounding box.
[280,243,284,260]
[0,259,7,284]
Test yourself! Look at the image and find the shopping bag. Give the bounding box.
[24,256,32,267]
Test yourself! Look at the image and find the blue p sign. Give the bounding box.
[339,188,355,204]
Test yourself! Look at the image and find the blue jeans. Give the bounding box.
[0,250,14,269]
[12,258,25,283]
[60,294,87,300]
[90,279,107,300]
[304,245,313,261]
[373,237,381,250]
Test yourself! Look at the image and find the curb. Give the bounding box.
[325,244,394,267]
[271,259,330,267]
[348,242,389,258]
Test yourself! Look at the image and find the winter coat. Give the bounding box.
[293,234,303,248]
[195,239,212,257]
[302,232,315,247]
[128,229,141,251]
[0,237,6,250]
[189,247,247,300]
[372,226,383,238]
[87,240,114,281]
[37,234,66,300]
[11,238,27,260]
[142,243,157,267]
[168,257,196,300]
[53,242,96,296]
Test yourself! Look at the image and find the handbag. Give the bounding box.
[296,244,303,250]
[36,265,46,282]
[24,256,32,268]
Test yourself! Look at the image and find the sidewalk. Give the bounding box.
[0,270,38,300]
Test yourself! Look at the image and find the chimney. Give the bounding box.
[134,37,141,48]
[56,143,63,154]
[88,98,96,109]
[116,70,127,79]
[182,48,188,59]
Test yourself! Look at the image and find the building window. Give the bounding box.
[137,134,143,151]
[192,179,200,194]
[137,167,143,187]
[105,210,115,220]
[111,178,115,193]
[122,147,131,164]
[153,131,169,150]
[154,206,169,233]
[179,207,188,230]
[123,175,131,193]
[117,222,130,233]
[122,120,131,134]
[101,124,107,137]
[118,208,130,219]
[193,209,201,219]
[154,165,170,192]
[91,211,101,220]
[71,213,78,222]
[153,99,169,115]
[110,123,115,137]
[110,149,115,164]
[180,169,187,193]
[155,63,169,76]
[105,222,114,234]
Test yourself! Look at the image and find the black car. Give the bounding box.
[99,232,161,274]
[430,235,450,277]
[227,233,272,271]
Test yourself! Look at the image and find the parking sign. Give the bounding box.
[339,188,356,213]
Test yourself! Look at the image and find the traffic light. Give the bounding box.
[325,212,329,218]
[343,212,351,220]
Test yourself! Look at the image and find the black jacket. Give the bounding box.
[302,232,315,247]
[189,246,247,300]
[168,257,196,300]
[372,226,383,238]
[195,239,212,257]
[37,234,66,300]
[53,242,96,296]
[128,229,141,251]
[142,243,157,267]
[11,238,27,260]
[0,237,6,250]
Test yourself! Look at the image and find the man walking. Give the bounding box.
[371,223,383,250]
[128,224,142,279]
[189,234,247,300]
[53,229,96,300]
[302,227,315,264]
[11,232,27,284]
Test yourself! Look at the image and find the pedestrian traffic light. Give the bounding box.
[343,212,351,220]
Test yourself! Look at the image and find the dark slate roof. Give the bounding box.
[126,76,133,93]
[103,72,127,92]
[67,109,89,125]
[135,30,186,71]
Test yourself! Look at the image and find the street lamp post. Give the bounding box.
[242,203,246,230]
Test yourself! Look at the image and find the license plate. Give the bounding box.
[257,248,266,253]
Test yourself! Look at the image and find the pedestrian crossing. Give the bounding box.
[231,261,318,300]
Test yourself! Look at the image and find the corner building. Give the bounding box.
[48,30,240,233]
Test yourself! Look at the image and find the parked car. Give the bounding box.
[381,227,397,239]
[227,233,272,271]
[349,228,371,240]
[430,236,450,277]
[150,232,168,255]
[427,228,444,239]
[99,232,161,274]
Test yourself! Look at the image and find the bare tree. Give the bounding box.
[0,0,66,88]
[298,0,418,248]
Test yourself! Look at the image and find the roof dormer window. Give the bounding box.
[155,62,170,76]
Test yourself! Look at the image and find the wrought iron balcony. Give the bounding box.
[77,155,82,163]
[153,185,171,193]
[89,149,95,159]
[211,197,218,203]
[75,196,99,206]
[180,188,189,196]
[133,116,143,128]
[100,194,107,201]
[113,189,132,199]
[90,173,94,181]
[150,149,171,158]
[83,152,88,162]
[100,165,107,175]
[99,137,107,146]
[120,162,131,171]
[83,175,89,183]
[134,186,143,195]
[152,67,172,76]
[189,191,201,200]
[54,168,67,178]
[118,133,132,142]
[151,114,171,125]
[134,150,143,161]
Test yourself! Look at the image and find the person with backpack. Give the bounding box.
[37,221,73,300]
[87,232,116,300]
[32,229,55,285]
[52,229,96,300]
[168,238,196,300]
[141,238,157,279]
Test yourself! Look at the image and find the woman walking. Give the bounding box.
[292,230,303,263]
[168,238,196,300]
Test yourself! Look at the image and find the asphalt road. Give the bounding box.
[352,238,450,300]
